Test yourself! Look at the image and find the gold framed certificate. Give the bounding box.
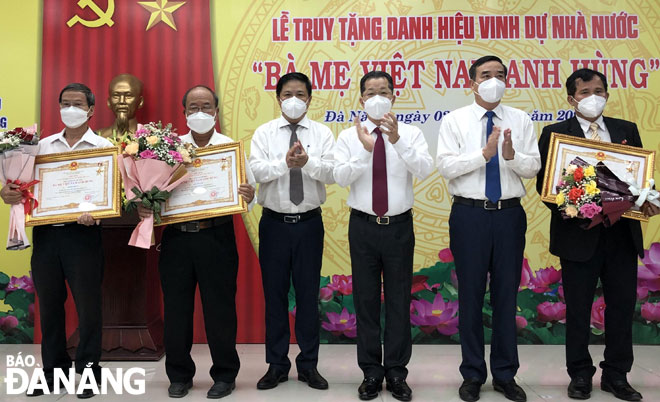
[157,141,248,225]
[26,147,122,226]
[541,133,656,221]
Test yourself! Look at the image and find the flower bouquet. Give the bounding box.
[555,157,602,222]
[0,124,40,250]
[117,122,194,249]
[556,156,659,229]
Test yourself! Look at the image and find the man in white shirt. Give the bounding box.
[436,56,540,402]
[1,83,113,399]
[140,85,255,399]
[334,70,434,401]
[250,72,335,391]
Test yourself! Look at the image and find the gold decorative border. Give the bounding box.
[156,141,248,226]
[541,133,656,222]
[26,146,122,226]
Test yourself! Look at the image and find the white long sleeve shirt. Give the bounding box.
[436,102,541,199]
[334,119,434,216]
[249,115,335,213]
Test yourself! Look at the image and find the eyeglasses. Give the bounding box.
[186,106,216,114]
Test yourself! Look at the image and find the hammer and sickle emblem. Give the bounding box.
[66,0,115,28]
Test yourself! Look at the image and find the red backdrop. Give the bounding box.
[36,0,266,344]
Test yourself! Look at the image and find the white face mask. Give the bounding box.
[281,96,307,120]
[60,106,89,129]
[363,95,392,120]
[186,111,216,134]
[575,94,607,119]
[476,77,506,103]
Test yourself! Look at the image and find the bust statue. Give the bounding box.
[98,73,144,140]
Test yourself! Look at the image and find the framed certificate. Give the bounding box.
[26,147,122,226]
[157,141,248,225]
[540,133,656,221]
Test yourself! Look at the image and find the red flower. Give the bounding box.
[438,248,454,263]
[536,301,566,323]
[591,296,606,331]
[573,167,584,182]
[568,187,584,203]
[411,275,429,294]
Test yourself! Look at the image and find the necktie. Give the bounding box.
[589,122,601,141]
[485,111,501,203]
[372,127,388,217]
[289,124,304,205]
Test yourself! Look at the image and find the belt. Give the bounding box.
[262,207,321,224]
[171,216,233,232]
[453,195,521,210]
[350,209,412,225]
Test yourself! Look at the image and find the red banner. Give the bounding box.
[38,0,264,344]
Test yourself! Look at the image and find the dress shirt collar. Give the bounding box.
[52,127,103,148]
[471,101,504,121]
[182,130,226,147]
[362,118,380,134]
[576,114,605,134]
[277,115,311,131]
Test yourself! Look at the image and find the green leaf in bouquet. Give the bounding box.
[131,186,143,198]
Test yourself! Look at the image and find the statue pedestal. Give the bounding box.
[67,215,164,361]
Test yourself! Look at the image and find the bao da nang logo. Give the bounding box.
[4,353,146,395]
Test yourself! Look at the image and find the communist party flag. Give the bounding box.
[38,0,265,343]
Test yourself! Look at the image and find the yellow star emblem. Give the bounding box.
[138,0,186,31]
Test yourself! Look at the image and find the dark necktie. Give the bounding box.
[372,127,388,216]
[289,124,303,205]
[485,111,501,203]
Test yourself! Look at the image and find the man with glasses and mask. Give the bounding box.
[436,56,540,402]
[334,70,433,401]
[138,85,255,399]
[537,68,659,401]
[250,72,335,392]
[1,83,113,399]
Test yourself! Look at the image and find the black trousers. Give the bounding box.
[258,213,324,372]
[561,221,638,381]
[349,212,414,380]
[159,222,240,383]
[31,224,104,379]
[449,203,526,383]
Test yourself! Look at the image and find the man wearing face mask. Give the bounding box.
[536,69,659,401]
[141,85,256,399]
[1,83,113,398]
[436,56,540,402]
[249,72,335,391]
[334,70,433,401]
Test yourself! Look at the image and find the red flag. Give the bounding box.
[38,0,264,344]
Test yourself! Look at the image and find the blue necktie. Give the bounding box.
[485,111,501,203]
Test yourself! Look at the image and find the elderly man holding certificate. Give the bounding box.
[1,83,114,399]
[537,68,659,401]
[138,85,255,399]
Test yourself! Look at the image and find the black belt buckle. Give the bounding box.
[483,200,501,210]
[182,221,200,232]
[376,216,389,225]
[283,215,300,224]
